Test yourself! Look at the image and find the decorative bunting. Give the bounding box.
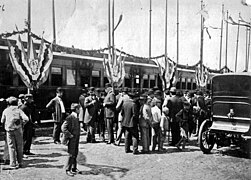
[7,35,53,89]
[155,57,176,90]
[241,0,251,6]
[2,29,231,76]
[195,63,209,88]
[103,52,125,87]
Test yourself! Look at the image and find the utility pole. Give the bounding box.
[52,0,56,44]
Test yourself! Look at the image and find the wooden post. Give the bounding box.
[225,11,229,70]
[235,13,240,72]
[149,0,152,62]
[177,0,179,65]
[52,0,56,44]
[219,4,224,70]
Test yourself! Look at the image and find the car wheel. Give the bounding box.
[198,119,215,154]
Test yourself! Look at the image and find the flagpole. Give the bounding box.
[108,0,111,56]
[52,0,56,44]
[27,0,31,51]
[247,23,251,71]
[225,10,229,70]
[200,0,204,88]
[149,0,152,61]
[219,4,224,70]
[112,0,115,66]
[165,0,168,57]
[246,27,249,71]
[177,0,179,65]
[27,0,31,94]
[235,13,241,72]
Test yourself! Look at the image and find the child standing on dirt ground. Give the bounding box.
[175,101,193,150]
[159,107,170,151]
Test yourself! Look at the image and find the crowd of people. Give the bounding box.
[0,84,211,177]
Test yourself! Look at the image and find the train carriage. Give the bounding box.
[0,38,212,120]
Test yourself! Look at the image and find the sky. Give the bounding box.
[0,0,251,72]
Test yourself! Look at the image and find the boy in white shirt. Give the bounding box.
[151,99,162,151]
[159,107,170,151]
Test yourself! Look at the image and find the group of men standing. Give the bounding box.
[0,84,210,175]
[1,93,39,169]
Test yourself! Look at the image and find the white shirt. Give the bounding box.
[57,96,65,113]
[151,105,161,124]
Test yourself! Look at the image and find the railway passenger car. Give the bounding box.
[0,38,213,120]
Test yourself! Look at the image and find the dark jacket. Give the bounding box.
[121,99,138,128]
[167,95,183,122]
[61,113,80,155]
[84,95,99,124]
[46,96,65,123]
[176,108,193,131]
[104,90,116,118]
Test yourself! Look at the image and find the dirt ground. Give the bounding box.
[0,128,251,180]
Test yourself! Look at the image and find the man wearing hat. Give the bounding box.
[1,96,29,169]
[84,87,99,143]
[78,88,88,132]
[114,87,130,146]
[61,103,81,176]
[166,87,183,146]
[103,83,116,144]
[46,87,66,144]
[121,92,139,154]
[175,101,193,150]
[138,94,152,153]
[20,94,38,156]
[18,94,25,108]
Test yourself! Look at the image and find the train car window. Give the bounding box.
[192,81,196,90]
[143,74,148,88]
[66,69,76,85]
[92,70,100,87]
[0,51,12,86]
[80,69,90,87]
[187,78,192,90]
[51,67,62,86]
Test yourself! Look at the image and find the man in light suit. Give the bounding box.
[46,87,66,144]
[78,88,87,132]
[103,83,116,144]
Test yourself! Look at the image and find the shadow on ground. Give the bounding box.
[77,151,129,180]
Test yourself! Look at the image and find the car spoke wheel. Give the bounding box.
[198,120,215,154]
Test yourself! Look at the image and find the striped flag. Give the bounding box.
[8,35,53,89]
[241,0,251,6]
[103,52,125,87]
[155,57,176,90]
[195,64,209,88]
[227,15,251,28]
[103,53,113,84]
[197,4,209,20]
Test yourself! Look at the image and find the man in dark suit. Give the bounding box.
[167,87,183,146]
[46,87,66,144]
[84,87,99,143]
[20,94,39,156]
[103,83,116,144]
[121,92,139,154]
[61,103,81,177]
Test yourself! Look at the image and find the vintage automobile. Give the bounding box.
[198,72,251,158]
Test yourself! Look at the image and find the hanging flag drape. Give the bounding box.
[241,0,251,6]
[155,57,176,90]
[103,51,125,87]
[195,64,209,88]
[7,35,53,89]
